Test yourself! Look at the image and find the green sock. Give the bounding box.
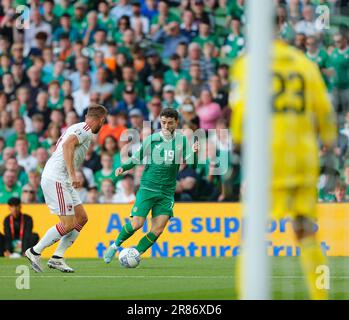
[115,223,135,246]
[135,232,158,254]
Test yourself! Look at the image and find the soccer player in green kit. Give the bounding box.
[104,108,200,263]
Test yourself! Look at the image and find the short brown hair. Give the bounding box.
[160,108,179,120]
[335,180,346,191]
[32,113,44,122]
[48,80,60,88]
[86,103,108,119]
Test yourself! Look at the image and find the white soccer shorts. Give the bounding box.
[41,178,82,216]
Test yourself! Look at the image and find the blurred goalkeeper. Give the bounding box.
[230,17,337,299]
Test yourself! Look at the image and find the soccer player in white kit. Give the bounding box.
[25,104,108,272]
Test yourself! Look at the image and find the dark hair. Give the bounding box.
[61,13,71,19]
[123,62,134,70]
[8,197,21,206]
[102,135,119,154]
[160,108,179,120]
[64,95,74,102]
[118,15,131,28]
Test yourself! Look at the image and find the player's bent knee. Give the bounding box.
[77,215,88,226]
[60,221,75,233]
[131,222,143,231]
[131,217,145,231]
[74,205,88,226]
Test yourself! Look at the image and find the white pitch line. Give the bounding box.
[0,275,233,279]
[0,275,349,279]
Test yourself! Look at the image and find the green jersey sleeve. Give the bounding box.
[121,135,152,172]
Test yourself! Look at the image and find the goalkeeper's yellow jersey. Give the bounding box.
[230,40,337,188]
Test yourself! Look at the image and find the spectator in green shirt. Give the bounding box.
[0,157,28,187]
[193,19,219,51]
[222,18,245,61]
[162,85,179,109]
[0,54,11,77]
[228,0,245,23]
[94,152,118,191]
[47,80,64,110]
[101,135,121,170]
[0,110,15,140]
[164,53,190,86]
[71,2,88,39]
[150,0,181,35]
[40,122,61,151]
[331,33,349,122]
[6,117,39,154]
[0,170,22,204]
[16,86,30,116]
[42,60,66,85]
[117,28,136,61]
[114,64,145,101]
[27,170,45,203]
[112,15,131,45]
[305,35,333,92]
[31,114,46,145]
[276,4,295,44]
[52,14,80,45]
[52,0,74,18]
[0,147,15,167]
[97,1,115,36]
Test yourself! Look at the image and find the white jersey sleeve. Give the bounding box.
[42,122,93,182]
[71,124,91,145]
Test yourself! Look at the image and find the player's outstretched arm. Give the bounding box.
[117,135,152,175]
[62,135,82,188]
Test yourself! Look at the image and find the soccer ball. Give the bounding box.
[119,248,141,268]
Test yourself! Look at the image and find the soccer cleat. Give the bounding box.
[104,244,119,264]
[47,257,74,273]
[25,248,43,273]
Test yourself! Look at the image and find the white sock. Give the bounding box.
[33,223,67,254]
[53,229,80,258]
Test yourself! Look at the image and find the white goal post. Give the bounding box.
[241,0,274,300]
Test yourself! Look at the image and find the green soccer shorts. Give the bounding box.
[130,188,175,218]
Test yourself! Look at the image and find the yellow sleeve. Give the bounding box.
[229,58,245,145]
[308,61,337,146]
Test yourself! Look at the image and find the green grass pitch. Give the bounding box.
[0,257,348,300]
